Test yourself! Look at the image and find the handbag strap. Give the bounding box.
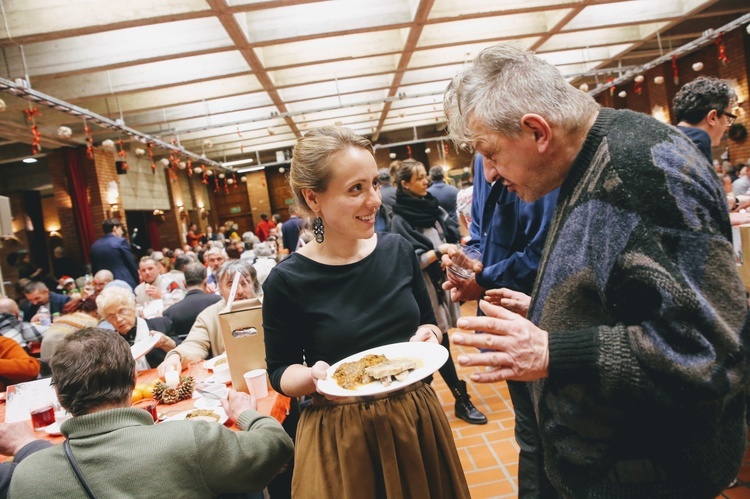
[63,440,98,499]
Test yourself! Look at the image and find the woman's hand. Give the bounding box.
[311,361,347,401]
[150,331,176,352]
[410,326,441,344]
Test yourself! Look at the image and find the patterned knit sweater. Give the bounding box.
[528,108,748,498]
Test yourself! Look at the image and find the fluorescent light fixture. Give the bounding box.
[22,158,37,163]
[236,165,265,173]
[221,158,254,167]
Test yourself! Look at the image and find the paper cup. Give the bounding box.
[243,369,269,399]
[213,362,232,384]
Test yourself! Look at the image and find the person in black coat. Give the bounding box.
[89,219,139,290]
[163,262,221,339]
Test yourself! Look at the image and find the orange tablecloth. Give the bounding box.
[1,362,290,444]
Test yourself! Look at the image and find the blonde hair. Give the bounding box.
[289,126,373,218]
[96,286,136,319]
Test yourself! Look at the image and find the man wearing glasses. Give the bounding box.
[673,76,737,163]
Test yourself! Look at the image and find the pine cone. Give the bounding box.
[177,376,195,401]
[160,387,180,404]
[152,381,168,401]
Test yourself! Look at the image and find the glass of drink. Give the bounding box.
[447,245,482,280]
[30,405,56,430]
[132,398,158,422]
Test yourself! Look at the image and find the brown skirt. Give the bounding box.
[292,382,470,499]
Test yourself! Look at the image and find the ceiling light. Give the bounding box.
[22,158,37,164]
[221,158,255,167]
[237,165,265,174]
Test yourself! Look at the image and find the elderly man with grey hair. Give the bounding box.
[158,259,260,375]
[445,43,748,498]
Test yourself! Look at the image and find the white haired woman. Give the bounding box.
[96,286,177,371]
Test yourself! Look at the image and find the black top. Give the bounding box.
[263,233,436,395]
[677,125,712,163]
[164,289,222,338]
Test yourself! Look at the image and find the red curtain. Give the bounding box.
[64,147,95,263]
[147,215,161,250]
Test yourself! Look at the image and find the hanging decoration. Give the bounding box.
[101,139,115,151]
[232,172,238,188]
[23,107,42,155]
[84,118,94,160]
[223,176,229,194]
[634,75,644,95]
[194,165,203,175]
[407,145,412,158]
[134,147,146,157]
[147,143,156,173]
[579,83,589,92]
[692,62,704,72]
[606,77,615,96]
[715,34,729,65]
[116,139,129,171]
[57,126,72,139]
[443,142,450,157]
[672,55,679,85]
[654,75,665,85]
[186,159,193,176]
[202,169,209,185]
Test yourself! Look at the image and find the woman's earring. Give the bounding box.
[312,216,325,243]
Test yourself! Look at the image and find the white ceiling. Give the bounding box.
[0,0,746,168]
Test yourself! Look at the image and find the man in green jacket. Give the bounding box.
[9,327,293,498]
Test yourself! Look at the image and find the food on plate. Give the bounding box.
[364,359,418,386]
[186,409,220,422]
[214,357,228,367]
[332,354,387,389]
[332,354,420,389]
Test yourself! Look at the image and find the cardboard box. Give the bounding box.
[218,298,267,393]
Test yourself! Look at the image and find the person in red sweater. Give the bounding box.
[255,213,276,242]
[0,336,40,391]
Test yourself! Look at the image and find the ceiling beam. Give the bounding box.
[372,0,435,142]
[206,0,300,137]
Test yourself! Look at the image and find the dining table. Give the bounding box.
[1,360,290,446]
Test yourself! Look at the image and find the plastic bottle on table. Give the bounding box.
[37,305,51,326]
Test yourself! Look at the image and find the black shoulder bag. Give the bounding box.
[63,440,98,499]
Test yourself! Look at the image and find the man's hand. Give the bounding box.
[443,273,486,303]
[452,300,549,383]
[484,288,531,318]
[157,354,183,377]
[222,389,257,423]
[0,421,37,456]
[145,284,162,299]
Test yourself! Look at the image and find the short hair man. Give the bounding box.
[378,168,397,207]
[92,269,114,294]
[673,76,737,163]
[203,247,226,293]
[133,256,171,310]
[164,262,221,338]
[10,327,293,497]
[427,165,459,222]
[89,218,139,289]
[446,43,747,497]
[22,281,70,323]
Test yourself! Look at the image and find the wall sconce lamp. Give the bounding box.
[153,209,165,223]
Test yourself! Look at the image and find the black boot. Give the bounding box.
[452,380,488,425]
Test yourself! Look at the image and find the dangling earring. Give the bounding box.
[312,216,325,243]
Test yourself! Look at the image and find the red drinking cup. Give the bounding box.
[132,398,158,422]
[30,405,55,430]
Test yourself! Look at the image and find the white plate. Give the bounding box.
[44,422,62,436]
[203,354,228,371]
[317,342,449,397]
[163,407,228,425]
[131,334,160,361]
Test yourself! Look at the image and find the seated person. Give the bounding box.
[0,336,40,391]
[163,262,221,339]
[39,295,100,360]
[21,281,71,323]
[10,328,294,498]
[158,259,259,375]
[92,269,114,294]
[96,286,177,371]
[0,421,52,498]
[0,298,42,347]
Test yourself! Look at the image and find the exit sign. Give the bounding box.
[229,206,242,214]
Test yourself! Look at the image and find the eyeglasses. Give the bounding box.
[105,308,133,322]
[719,109,738,126]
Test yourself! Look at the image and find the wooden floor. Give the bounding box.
[432,301,750,499]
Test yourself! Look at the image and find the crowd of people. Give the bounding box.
[0,43,748,498]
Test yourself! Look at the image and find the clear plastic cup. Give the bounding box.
[447,245,482,279]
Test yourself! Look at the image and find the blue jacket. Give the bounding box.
[22,291,71,320]
[90,234,139,289]
[427,180,459,223]
[468,155,558,295]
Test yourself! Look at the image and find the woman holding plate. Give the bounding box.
[263,126,469,498]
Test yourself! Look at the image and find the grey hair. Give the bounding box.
[96,285,136,318]
[254,242,273,258]
[445,43,599,143]
[215,259,260,295]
